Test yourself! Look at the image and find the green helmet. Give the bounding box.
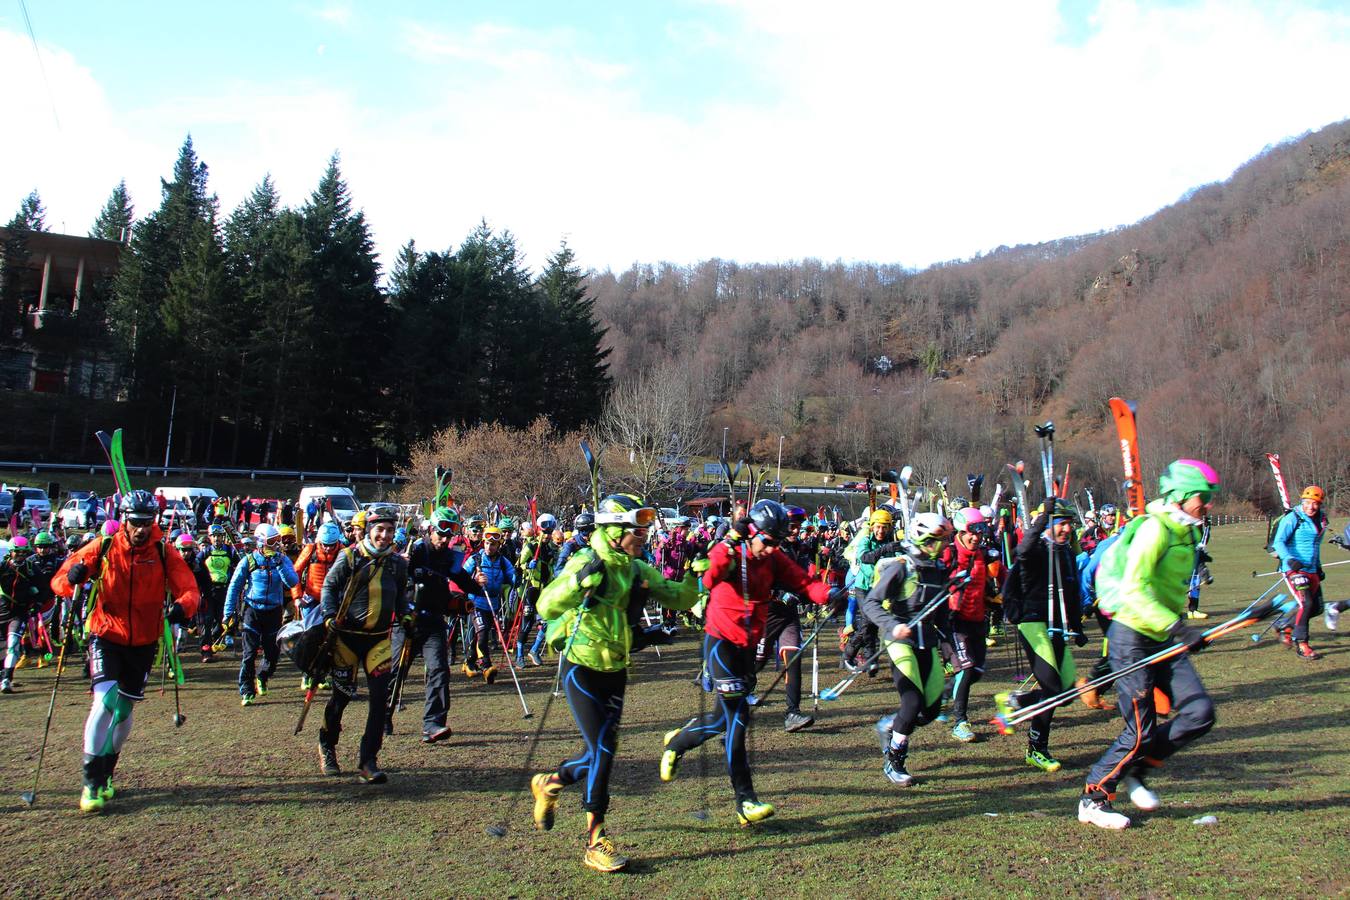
[430,507,460,531]
[498,516,515,530]
[465,515,486,531]
[1158,459,1220,503]
[595,494,656,539]
[33,530,56,547]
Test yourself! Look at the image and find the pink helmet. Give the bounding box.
[953,507,988,533]
[103,519,122,536]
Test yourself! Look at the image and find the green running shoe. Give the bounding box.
[951,720,976,743]
[79,785,105,813]
[736,797,775,826]
[1025,748,1062,773]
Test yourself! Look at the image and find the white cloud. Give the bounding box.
[311,2,353,28]
[2,2,1349,279]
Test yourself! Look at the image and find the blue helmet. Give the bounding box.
[317,522,343,546]
[394,527,408,546]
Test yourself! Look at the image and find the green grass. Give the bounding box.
[0,522,1345,897]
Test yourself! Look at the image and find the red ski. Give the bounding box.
[1266,453,1291,510]
[1108,397,1146,518]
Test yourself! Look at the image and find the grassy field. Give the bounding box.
[0,522,1345,898]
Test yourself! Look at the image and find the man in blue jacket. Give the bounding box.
[225,523,299,705]
[462,525,517,683]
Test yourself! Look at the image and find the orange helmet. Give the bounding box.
[1301,485,1325,503]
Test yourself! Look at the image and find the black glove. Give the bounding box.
[1168,619,1206,652]
[66,562,89,586]
[576,554,606,592]
[734,518,754,539]
[1197,549,1213,565]
[1074,631,1088,648]
[166,602,189,626]
[827,587,849,617]
[630,624,673,653]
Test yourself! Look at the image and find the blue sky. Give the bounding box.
[3,1,1349,276]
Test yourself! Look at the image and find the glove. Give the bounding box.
[1168,619,1206,652]
[1197,549,1213,565]
[66,562,89,586]
[323,617,335,632]
[690,557,710,574]
[827,588,848,617]
[1074,632,1088,648]
[166,602,189,626]
[527,559,538,570]
[412,567,429,584]
[576,555,606,591]
[399,614,416,630]
[630,624,673,653]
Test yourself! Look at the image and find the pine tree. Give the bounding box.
[91,181,134,242]
[10,190,47,232]
[538,241,611,429]
[1,191,47,328]
[109,135,217,400]
[301,153,385,454]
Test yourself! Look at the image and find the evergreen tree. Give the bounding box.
[1,191,47,329]
[538,241,611,428]
[301,153,386,455]
[109,135,217,400]
[91,181,134,242]
[11,190,47,231]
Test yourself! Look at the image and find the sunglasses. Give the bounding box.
[757,535,779,547]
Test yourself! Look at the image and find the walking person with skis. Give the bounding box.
[515,515,558,666]
[1078,460,1221,829]
[317,503,412,784]
[1272,485,1330,659]
[224,524,299,705]
[52,491,200,812]
[658,500,835,825]
[393,507,476,742]
[531,493,703,872]
[945,507,997,743]
[462,525,517,683]
[995,498,1084,774]
[864,512,957,785]
[198,525,237,662]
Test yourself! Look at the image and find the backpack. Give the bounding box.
[1095,514,1183,616]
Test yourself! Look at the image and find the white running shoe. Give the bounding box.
[1325,603,1340,632]
[1078,797,1131,830]
[1120,774,1161,811]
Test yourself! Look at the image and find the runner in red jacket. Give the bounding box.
[53,490,199,813]
[659,500,834,826]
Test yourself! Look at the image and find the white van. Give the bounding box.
[298,486,361,525]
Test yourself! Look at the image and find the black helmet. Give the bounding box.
[749,499,791,541]
[366,504,399,526]
[573,512,595,533]
[119,489,158,524]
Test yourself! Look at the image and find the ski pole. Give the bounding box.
[821,572,970,702]
[999,595,1282,728]
[749,597,838,708]
[20,586,82,806]
[487,602,532,719]
[1250,595,1296,643]
[486,591,593,839]
[1252,559,1350,579]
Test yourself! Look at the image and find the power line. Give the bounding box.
[18,0,62,131]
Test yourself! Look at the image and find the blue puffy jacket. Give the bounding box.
[463,549,516,613]
[224,550,299,617]
[1271,508,1325,573]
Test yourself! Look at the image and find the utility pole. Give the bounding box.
[163,385,177,475]
[777,435,785,488]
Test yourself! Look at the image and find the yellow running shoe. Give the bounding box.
[530,773,560,831]
[736,797,775,826]
[659,729,682,782]
[583,834,630,873]
[79,786,105,813]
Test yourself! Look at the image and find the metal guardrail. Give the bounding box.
[0,460,404,484]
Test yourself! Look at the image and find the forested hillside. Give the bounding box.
[589,120,1350,510]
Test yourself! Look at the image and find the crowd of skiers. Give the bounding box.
[0,462,1344,872]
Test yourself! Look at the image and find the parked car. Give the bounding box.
[0,490,12,523]
[58,498,109,530]
[159,499,198,530]
[9,486,52,523]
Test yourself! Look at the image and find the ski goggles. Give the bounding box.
[433,520,461,534]
[595,507,658,529]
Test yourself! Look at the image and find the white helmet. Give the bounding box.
[907,512,953,544]
[536,513,558,531]
[254,523,280,542]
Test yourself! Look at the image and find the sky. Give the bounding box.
[3,0,1349,277]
